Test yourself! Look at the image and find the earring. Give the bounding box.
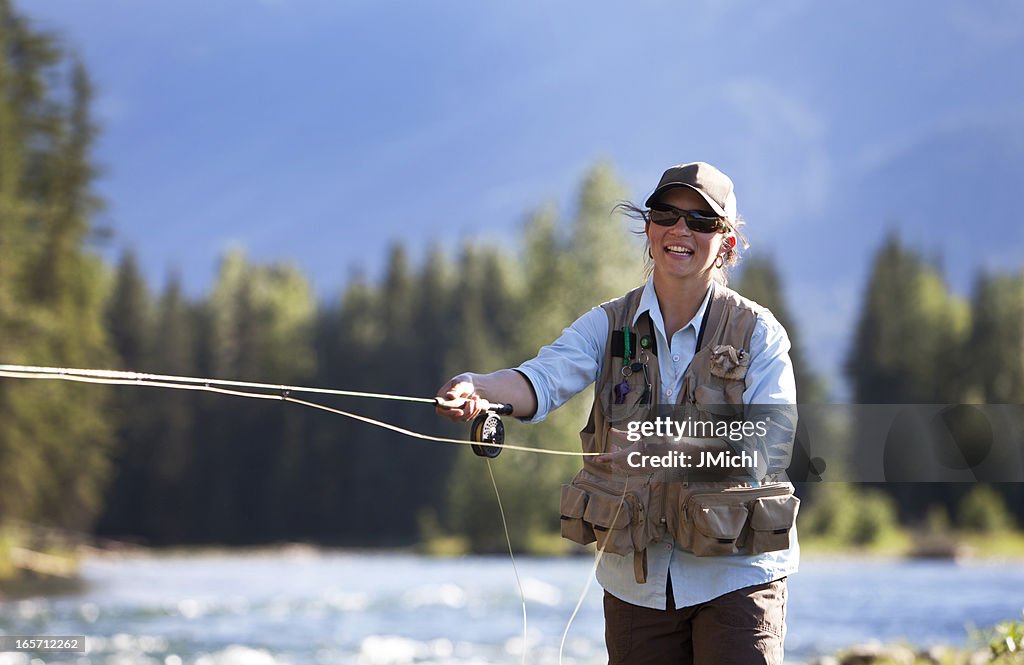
[714,255,725,269]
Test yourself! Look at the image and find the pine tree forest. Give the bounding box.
[1,2,1022,552]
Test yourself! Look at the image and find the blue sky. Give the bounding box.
[25,0,1024,394]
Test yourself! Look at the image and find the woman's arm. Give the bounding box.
[435,306,608,423]
[435,370,538,422]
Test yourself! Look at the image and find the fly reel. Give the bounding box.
[434,396,513,459]
[470,411,505,458]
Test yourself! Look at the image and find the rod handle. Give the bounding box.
[434,396,513,415]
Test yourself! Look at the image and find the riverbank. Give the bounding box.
[416,527,1024,560]
[809,614,1024,665]
[797,529,1024,563]
[0,523,82,599]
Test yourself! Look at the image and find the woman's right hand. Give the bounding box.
[435,373,485,422]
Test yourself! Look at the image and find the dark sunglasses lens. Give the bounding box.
[684,213,723,233]
[648,209,678,226]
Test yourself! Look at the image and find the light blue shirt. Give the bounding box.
[516,278,799,610]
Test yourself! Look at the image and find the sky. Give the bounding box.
[22,0,1024,396]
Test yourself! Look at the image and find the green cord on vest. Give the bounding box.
[622,326,631,363]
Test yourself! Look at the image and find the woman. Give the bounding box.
[436,162,799,665]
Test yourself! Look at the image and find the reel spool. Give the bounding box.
[470,411,504,458]
[434,396,512,459]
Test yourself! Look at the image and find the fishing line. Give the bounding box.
[0,364,437,404]
[486,459,528,665]
[0,365,599,457]
[558,475,630,665]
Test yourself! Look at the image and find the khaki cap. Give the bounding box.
[644,162,737,221]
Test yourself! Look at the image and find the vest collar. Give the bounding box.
[631,277,714,343]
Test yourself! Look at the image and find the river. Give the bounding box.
[1,551,1022,664]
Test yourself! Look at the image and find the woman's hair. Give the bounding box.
[613,200,749,285]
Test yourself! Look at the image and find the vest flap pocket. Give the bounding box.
[688,500,749,556]
[693,385,743,417]
[560,483,588,519]
[600,387,648,425]
[583,491,632,530]
[692,503,749,540]
[750,494,800,553]
[559,484,595,546]
[750,494,799,531]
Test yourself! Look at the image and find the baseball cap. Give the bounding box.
[644,162,737,221]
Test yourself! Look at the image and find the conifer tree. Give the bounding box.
[966,271,1024,403]
[733,254,827,402]
[845,232,972,521]
[145,275,198,543]
[95,250,154,537]
[846,232,969,404]
[0,6,113,530]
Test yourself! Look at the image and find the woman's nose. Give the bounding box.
[670,221,693,236]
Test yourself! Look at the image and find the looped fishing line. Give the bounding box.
[0,365,599,457]
[0,362,626,658]
[558,474,630,665]
[486,459,528,665]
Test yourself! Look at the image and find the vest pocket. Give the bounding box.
[686,501,750,556]
[749,494,800,553]
[560,475,644,556]
[678,483,797,556]
[693,384,744,418]
[559,483,595,546]
[583,488,634,556]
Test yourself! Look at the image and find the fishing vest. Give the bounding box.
[558,282,800,583]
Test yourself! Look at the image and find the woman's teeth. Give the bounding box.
[666,246,693,256]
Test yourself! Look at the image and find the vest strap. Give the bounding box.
[695,282,719,352]
[633,548,648,584]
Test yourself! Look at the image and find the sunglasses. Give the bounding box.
[648,204,727,234]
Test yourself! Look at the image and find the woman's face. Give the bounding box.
[645,187,731,283]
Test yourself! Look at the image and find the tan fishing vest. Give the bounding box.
[558,282,800,583]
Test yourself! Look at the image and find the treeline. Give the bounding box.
[838,234,1024,530]
[93,166,656,547]
[1,0,1021,551]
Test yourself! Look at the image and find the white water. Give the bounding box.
[1,551,1022,664]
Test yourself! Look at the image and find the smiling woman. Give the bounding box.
[437,161,800,665]
[615,165,749,285]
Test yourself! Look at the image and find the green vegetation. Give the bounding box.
[982,614,1024,663]
[958,485,1017,534]
[0,0,113,542]
[798,483,910,555]
[1,0,1023,568]
[818,614,1024,664]
[799,482,1023,559]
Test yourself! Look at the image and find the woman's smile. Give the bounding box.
[663,242,695,259]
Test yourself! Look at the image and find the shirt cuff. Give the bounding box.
[511,369,540,422]
[512,364,550,423]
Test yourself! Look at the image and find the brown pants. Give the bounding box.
[603,578,787,665]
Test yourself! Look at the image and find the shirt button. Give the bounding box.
[673,355,680,362]
[665,388,673,396]
[666,543,672,550]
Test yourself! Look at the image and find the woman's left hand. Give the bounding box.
[593,427,645,471]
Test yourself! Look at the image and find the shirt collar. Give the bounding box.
[632,277,714,340]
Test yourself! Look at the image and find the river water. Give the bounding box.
[1,551,1022,664]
